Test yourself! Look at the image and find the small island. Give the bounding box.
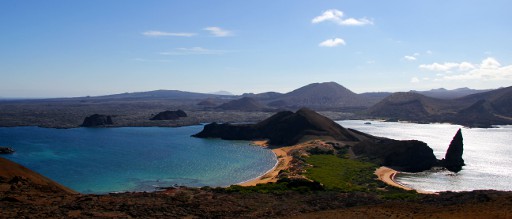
[0,146,15,154]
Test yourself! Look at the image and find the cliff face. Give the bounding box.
[81,114,113,127]
[440,128,465,172]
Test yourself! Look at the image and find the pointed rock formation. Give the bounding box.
[441,128,465,172]
[81,114,113,127]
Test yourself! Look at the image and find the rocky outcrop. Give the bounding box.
[0,146,15,154]
[439,128,465,172]
[352,139,438,172]
[150,110,187,120]
[194,108,358,145]
[81,114,113,127]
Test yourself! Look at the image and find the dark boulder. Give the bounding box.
[439,128,465,172]
[0,147,15,154]
[150,110,187,120]
[81,114,113,127]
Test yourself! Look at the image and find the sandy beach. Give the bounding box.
[239,141,293,186]
[375,166,435,194]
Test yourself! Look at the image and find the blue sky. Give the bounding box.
[1,0,511,97]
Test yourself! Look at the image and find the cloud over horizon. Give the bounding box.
[312,9,373,26]
[419,57,512,82]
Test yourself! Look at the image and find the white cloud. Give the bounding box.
[312,9,373,26]
[419,62,462,72]
[339,17,373,26]
[319,38,346,47]
[481,57,501,69]
[420,57,512,82]
[160,47,229,55]
[404,56,417,61]
[459,62,476,71]
[411,77,420,83]
[312,9,344,23]
[203,27,232,37]
[142,31,196,37]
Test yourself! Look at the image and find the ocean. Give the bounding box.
[0,126,277,194]
[339,120,512,192]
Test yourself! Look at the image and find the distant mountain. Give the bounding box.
[411,87,491,99]
[241,92,283,101]
[266,82,380,110]
[367,92,453,120]
[368,86,512,127]
[209,91,234,96]
[216,97,266,111]
[85,90,223,100]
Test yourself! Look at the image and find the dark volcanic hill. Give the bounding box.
[267,82,380,110]
[216,97,266,111]
[194,108,359,145]
[368,86,512,127]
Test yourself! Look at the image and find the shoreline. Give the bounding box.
[238,141,292,186]
[375,166,435,194]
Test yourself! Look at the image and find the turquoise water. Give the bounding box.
[0,126,277,194]
[339,120,512,192]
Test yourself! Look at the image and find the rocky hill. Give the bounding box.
[367,86,512,127]
[267,82,378,109]
[216,97,266,111]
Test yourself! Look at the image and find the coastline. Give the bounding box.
[375,166,435,194]
[238,141,292,186]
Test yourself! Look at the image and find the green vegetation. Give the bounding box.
[304,154,419,199]
[304,155,378,192]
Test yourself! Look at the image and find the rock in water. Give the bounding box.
[150,110,187,120]
[81,114,113,127]
[442,128,465,172]
[0,146,15,154]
